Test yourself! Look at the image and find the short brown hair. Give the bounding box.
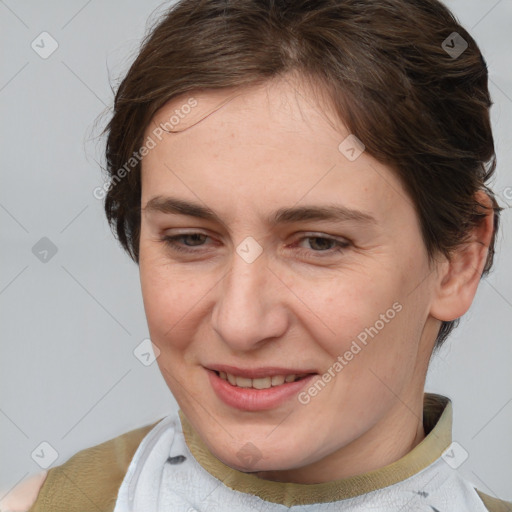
[103,0,501,348]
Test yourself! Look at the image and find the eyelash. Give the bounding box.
[159,233,350,257]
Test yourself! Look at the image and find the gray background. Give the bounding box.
[1,0,511,503]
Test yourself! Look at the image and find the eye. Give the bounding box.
[159,232,350,258]
[160,233,211,253]
[292,234,350,257]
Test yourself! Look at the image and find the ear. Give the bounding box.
[430,191,495,322]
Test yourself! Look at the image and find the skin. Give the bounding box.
[3,75,494,510]
[138,74,493,484]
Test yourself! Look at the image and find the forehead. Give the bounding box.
[146,78,342,153]
[140,77,414,227]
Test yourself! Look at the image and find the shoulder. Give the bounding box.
[1,418,164,512]
[0,471,47,511]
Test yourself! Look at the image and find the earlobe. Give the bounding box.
[430,191,495,322]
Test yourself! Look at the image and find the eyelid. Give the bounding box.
[160,231,213,251]
[288,233,350,257]
[159,230,351,257]
[161,229,349,241]
[294,231,350,243]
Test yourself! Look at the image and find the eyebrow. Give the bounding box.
[143,196,377,226]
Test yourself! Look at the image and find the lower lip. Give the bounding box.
[206,369,317,411]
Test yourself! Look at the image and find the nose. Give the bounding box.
[211,248,289,352]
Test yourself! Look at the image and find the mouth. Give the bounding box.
[206,367,318,411]
[213,370,314,389]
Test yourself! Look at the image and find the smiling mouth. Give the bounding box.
[213,370,314,389]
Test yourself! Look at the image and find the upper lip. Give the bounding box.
[206,364,317,379]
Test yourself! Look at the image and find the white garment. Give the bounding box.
[113,411,488,512]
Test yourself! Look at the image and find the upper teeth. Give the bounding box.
[218,371,306,389]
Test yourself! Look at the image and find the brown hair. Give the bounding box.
[103,0,501,348]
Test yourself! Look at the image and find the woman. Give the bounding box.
[6,0,511,510]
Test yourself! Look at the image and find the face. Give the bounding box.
[138,75,442,483]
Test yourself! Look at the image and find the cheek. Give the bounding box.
[291,268,403,349]
[139,252,210,351]
[294,260,425,392]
